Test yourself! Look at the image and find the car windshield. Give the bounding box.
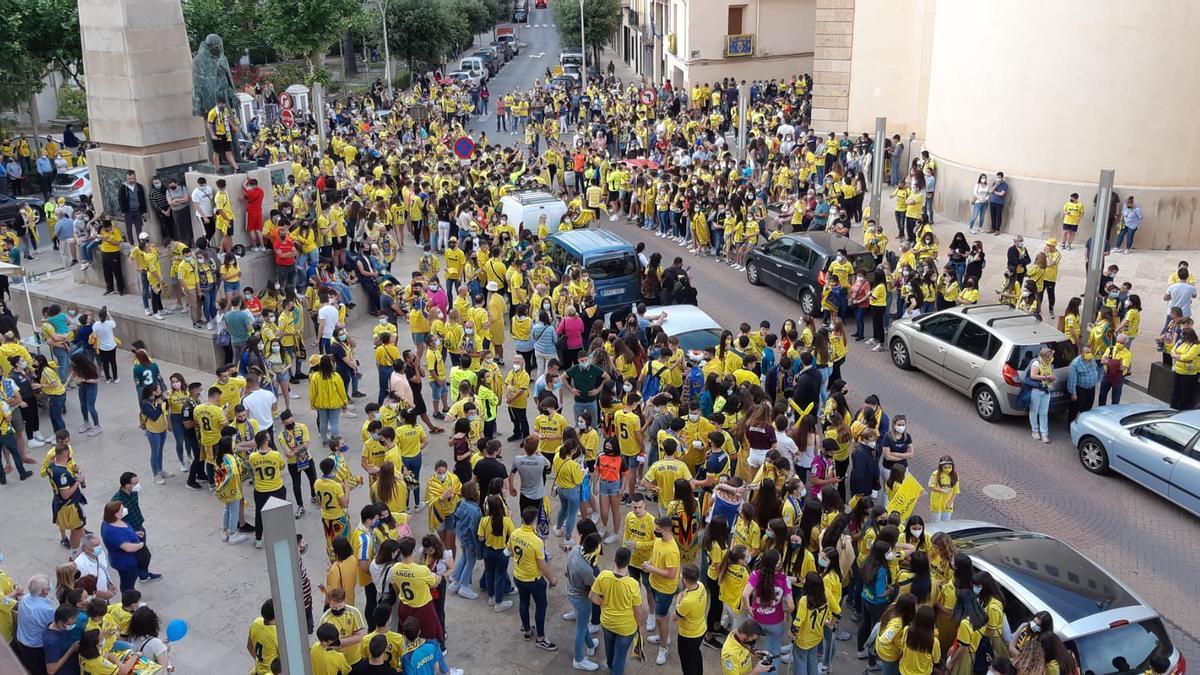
[1070,618,1172,675]
[675,328,722,353]
[52,173,78,185]
[1118,410,1176,425]
[586,254,638,280]
[1006,339,1077,370]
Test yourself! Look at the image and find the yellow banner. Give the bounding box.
[889,473,926,522]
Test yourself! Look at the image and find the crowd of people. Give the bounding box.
[0,57,1188,675]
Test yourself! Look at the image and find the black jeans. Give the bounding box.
[1068,386,1095,422]
[101,250,126,293]
[508,405,529,438]
[288,461,317,505]
[98,348,119,381]
[870,305,886,343]
[253,486,287,540]
[989,202,1005,232]
[679,635,703,675]
[703,574,723,633]
[1173,373,1198,410]
[857,601,888,666]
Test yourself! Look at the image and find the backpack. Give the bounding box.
[641,361,669,400]
[972,631,995,674]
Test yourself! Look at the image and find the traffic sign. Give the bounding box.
[278,92,293,110]
[453,135,475,160]
[640,88,657,106]
[280,109,295,127]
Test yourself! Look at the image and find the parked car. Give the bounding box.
[534,0,546,7]
[647,305,723,357]
[496,33,520,54]
[0,194,44,225]
[888,304,1076,421]
[51,166,92,205]
[1070,404,1200,516]
[472,49,499,76]
[745,231,875,315]
[929,521,1184,675]
[490,41,514,62]
[443,70,483,87]
[459,57,488,82]
[513,8,528,22]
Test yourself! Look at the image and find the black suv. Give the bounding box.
[746,232,876,315]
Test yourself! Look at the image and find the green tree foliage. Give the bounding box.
[0,0,83,107]
[552,0,620,61]
[182,0,267,60]
[261,0,364,71]
[384,0,458,73]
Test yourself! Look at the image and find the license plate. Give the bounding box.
[601,288,623,297]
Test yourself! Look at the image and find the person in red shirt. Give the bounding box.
[242,178,265,252]
[269,221,299,291]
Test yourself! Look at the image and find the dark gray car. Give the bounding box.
[746,231,876,315]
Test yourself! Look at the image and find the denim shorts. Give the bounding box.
[599,478,621,496]
[621,454,639,470]
[223,281,241,293]
[430,380,447,400]
[411,332,428,345]
[651,588,677,617]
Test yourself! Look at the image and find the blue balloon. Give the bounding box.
[165,619,189,642]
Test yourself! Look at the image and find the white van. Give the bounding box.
[459,57,488,82]
[501,190,567,235]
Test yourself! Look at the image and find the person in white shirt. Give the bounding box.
[190,177,214,241]
[241,373,277,434]
[73,533,117,600]
[315,292,341,352]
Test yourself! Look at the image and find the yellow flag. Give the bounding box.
[888,473,926,523]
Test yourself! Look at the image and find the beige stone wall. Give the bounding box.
[810,0,854,131]
[844,0,933,137]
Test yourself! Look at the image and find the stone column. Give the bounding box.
[811,0,855,132]
[79,0,207,239]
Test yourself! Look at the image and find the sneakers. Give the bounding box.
[835,630,853,641]
[143,572,163,582]
[603,532,618,545]
[254,539,263,549]
[702,637,723,650]
[112,377,120,384]
[645,614,655,631]
[186,482,203,491]
[34,432,50,443]
[866,664,882,672]
[1042,435,1051,444]
[487,597,496,607]
[494,600,513,612]
[448,581,459,594]
[154,477,166,485]
[588,623,600,635]
[159,471,175,479]
[819,665,830,673]
[586,642,598,655]
[456,585,479,599]
[562,610,576,621]
[153,313,165,321]
[856,650,869,660]
[535,638,557,652]
[144,308,153,316]
[179,462,189,473]
[656,646,669,665]
[573,659,599,671]
[871,344,884,352]
[1032,431,1041,440]
[295,505,305,519]
[238,523,256,533]
[228,533,247,544]
[289,392,300,400]
[27,438,46,448]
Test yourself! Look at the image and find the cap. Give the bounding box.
[485,281,499,292]
[138,232,151,240]
[448,236,459,243]
[1046,238,1058,247]
[938,455,954,466]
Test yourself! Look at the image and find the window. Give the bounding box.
[999,588,1032,636]
[918,315,962,343]
[1134,422,1197,452]
[764,239,792,258]
[727,5,744,34]
[788,244,815,268]
[955,322,996,359]
[586,254,638,280]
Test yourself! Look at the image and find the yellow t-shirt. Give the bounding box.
[648,538,681,594]
[675,584,708,638]
[248,616,279,675]
[614,410,642,456]
[310,643,351,675]
[590,570,642,636]
[793,596,832,649]
[533,412,569,456]
[477,515,514,549]
[644,457,692,506]
[388,561,437,608]
[509,524,545,582]
[315,477,347,520]
[248,449,286,492]
[721,634,754,675]
[623,511,656,568]
[898,626,941,675]
[1062,201,1084,225]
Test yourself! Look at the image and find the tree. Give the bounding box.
[384,0,457,75]
[261,0,364,73]
[447,0,492,48]
[552,0,620,66]
[0,0,83,107]
[183,0,266,61]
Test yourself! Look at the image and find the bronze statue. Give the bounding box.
[192,34,241,169]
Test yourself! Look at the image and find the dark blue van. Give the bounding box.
[544,229,641,314]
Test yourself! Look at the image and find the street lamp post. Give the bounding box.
[579,0,587,78]
[369,0,393,102]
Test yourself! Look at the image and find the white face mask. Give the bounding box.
[910,527,923,537]
[688,413,699,422]
[119,507,129,519]
[895,425,906,434]
[131,483,141,493]
[623,382,633,393]
[378,316,388,324]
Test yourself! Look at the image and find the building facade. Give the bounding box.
[812,0,1200,249]
[618,0,815,89]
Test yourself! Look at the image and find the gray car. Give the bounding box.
[929,521,1182,675]
[1070,403,1200,517]
[888,304,1076,421]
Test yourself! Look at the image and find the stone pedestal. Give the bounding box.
[183,160,293,248]
[79,0,208,239]
[811,0,855,131]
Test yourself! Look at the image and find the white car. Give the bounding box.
[645,304,724,358]
[51,166,91,205]
[444,70,483,87]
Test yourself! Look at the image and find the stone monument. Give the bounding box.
[191,34,247,168]
[79,0,208,239]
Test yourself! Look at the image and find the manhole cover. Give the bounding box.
[982,484,1017,501]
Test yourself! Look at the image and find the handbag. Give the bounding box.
[134,541,152,568]
[215,329,231,347]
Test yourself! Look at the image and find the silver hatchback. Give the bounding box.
[887,304,1076,421]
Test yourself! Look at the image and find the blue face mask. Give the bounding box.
[973,584,983,596]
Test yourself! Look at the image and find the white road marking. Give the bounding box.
[530,52,545,58]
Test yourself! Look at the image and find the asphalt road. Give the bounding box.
[462,8,1200,663]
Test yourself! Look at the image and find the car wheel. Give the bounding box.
[1078,437,1111,474]
[889,338,912,370]
[799,289,816,316]
[746,262,761,286]
[973,385,1002,422]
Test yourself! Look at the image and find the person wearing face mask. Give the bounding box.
[72,533,117,602]
[110,472,162,583]
[564,348,609,425]
[847,428,881,504]
[721,618,771,675]
[504,355,532,441]
[880,416,914,477]
[1066,345,1099,422]
[100,500,148,592]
